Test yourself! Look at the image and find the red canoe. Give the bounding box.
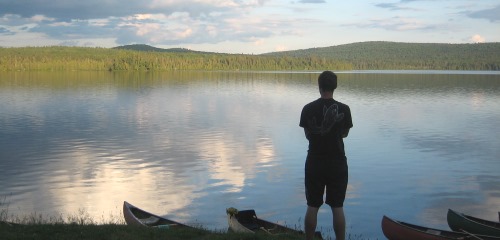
[381,215,500,240]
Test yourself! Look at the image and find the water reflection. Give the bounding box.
[0,71,499,239]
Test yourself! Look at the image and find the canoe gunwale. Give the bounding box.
[226,208,322,239]
[382,215,500,240]
[122,201,192,229]
[447,209,500,237]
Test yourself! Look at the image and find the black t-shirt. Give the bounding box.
[300,98,353,159]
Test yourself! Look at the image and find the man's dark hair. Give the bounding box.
[318,71,337,92]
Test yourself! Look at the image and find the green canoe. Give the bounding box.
[447,209,500,237]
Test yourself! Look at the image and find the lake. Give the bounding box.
[1,70,499,239]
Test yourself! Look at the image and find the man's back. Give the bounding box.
[300,98,352,158]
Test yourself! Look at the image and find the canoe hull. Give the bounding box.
[227,209,299,234]
[382,215,500,240]
[447,209,500,237]
[227,208,322,239]
[122,201,191,229]
[227,210,257,234]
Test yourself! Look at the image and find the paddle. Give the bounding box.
[460,229,484,240]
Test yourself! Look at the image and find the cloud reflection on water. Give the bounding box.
[1,71,499,238]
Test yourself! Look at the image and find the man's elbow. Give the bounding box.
[342,129,350,138]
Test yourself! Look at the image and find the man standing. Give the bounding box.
[299,71,353,240]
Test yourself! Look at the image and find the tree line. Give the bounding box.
[0,41,498,71]
[0,46,352,71]
[265,41,500,70]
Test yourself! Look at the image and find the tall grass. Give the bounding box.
[0,195,8,222]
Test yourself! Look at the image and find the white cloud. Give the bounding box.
[275,45,287,51]
[134,14,156,20]
[135,23,162,36]
[30,15,55,22]
[298,0,326,3]
[176,28,193,38]
[205,25,218,37]
[0,1,499,53]
[253,38,264,46]
[471,34,485,43]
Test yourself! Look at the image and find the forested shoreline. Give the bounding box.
[0,47,352,72]
[1,41,499,71]
[266,41,500,71]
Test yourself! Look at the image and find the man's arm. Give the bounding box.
[304,128,311,140]
[342,105,353,138]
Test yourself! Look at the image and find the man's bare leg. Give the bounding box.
[304,206,319,240]
[331,206,346,240]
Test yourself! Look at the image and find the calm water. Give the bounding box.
[1,71,499,239]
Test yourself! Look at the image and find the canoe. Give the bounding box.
[122,201,194,229]
[0,221,19,226]
[381,215,500,240]
[226,207,322,239]
[447,209,500,237]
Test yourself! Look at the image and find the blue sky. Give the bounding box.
[0,0,498,54]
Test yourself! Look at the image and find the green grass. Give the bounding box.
[0,221,309,240]
[0,198,373,240]
[0,216,373,240]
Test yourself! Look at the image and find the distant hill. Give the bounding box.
[263,41,500,70]
[113,44,205,53]
[113,42,500,70]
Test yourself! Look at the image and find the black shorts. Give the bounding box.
[305,155,348,208]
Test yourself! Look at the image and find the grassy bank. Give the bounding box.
[0,208,304,239]
[0,200,370,239]
[0,221,308,240]
[0,213,372,240]
[0,222,372,240]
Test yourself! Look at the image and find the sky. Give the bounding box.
[0,0,499,54]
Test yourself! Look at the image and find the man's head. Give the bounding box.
[318,71,337,93]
